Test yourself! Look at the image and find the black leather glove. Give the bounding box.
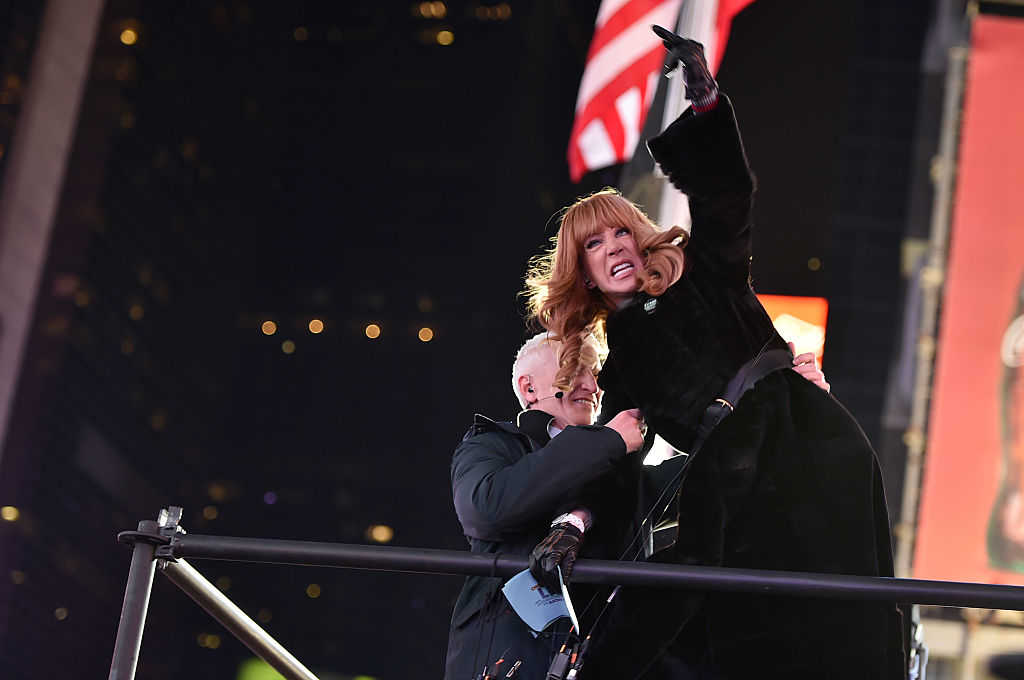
[529,522,584,592]
[652,24,719,111]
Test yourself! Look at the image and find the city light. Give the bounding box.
[367,524,394,543]
[308,319,324,334]
[281,340,296,354]
[198,633,222,649]
[54,607,69,621]
[208,482,227,501]
[807,257,822,271]
[419,1,447,18]
[261,320,277,335]
[256,608,272,623]
[418,327,434,342]
[293,26,308,42]
[436,30,454,46]
[306,583,322,598]
[215,576,232,591]
[149,410,167,431]
[119,28,138,45]
[203,505,219,520]
[263,491,277,505]
[365,323,381,339]
[129,304,144,321]
[10,570,25,585]
[1,506,20,522]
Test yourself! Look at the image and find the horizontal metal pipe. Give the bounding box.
[161,558,319,680]
[172,533,1024,610]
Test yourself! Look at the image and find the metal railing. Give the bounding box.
[110,507,1024,680]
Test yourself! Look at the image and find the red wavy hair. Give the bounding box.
[524,189,688,391]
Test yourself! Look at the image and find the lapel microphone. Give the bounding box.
[536,392,565,402]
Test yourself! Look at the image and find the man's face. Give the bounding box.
[529,345,601,427]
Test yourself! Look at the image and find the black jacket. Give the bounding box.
[444,409,629,680]
[587,96,906,679]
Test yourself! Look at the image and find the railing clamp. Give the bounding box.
[154,506,187,561]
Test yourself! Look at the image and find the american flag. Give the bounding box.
[567,0,755,183]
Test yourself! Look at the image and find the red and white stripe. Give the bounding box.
[568,0,755,182]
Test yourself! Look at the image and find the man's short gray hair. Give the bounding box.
[511,332,558,409]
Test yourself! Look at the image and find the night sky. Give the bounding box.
[0,1,936,678]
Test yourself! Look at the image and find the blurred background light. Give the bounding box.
[366,524,394,543]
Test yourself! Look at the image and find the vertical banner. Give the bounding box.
[913,16,1024,583]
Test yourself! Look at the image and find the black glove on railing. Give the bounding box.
[652,24,719,112]
[529,523,584,592]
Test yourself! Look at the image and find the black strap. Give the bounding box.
[629,345,794,561]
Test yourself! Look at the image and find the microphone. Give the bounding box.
[536,392,564,402]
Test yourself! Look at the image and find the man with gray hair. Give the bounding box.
[444,331,645,680]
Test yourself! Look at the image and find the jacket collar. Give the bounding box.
[471,409,555,451]
[514,408,555,447]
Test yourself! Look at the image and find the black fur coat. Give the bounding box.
[586,96,906,679]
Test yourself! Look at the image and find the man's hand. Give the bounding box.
[605,408,646,452]
[529,522,584,591]
[788,341,830,393]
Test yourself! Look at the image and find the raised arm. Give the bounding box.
[646,29,756,276]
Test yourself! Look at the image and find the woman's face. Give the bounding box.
[581,225,643,305]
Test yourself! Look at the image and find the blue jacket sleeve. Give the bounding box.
[451,425,627,541]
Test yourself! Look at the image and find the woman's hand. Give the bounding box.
[605,408,647,452]
[789,341,830,393]
[651,25,718,111]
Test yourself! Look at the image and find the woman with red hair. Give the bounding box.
[524,29,905,679]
